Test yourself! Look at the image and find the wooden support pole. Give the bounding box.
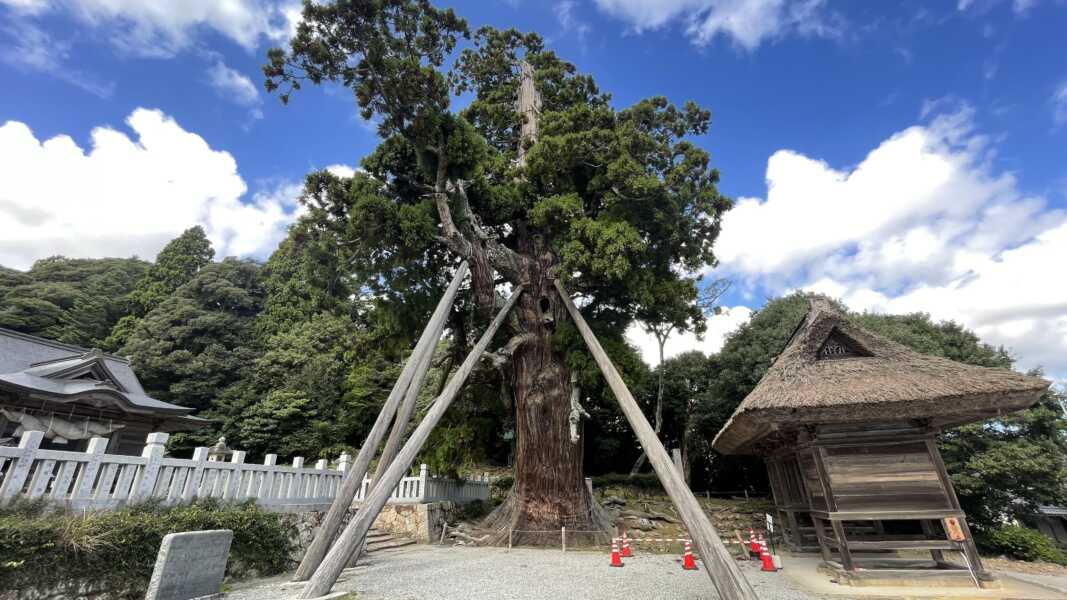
[554,279,758,600]
[292,262,469,581]
[372,324,440,488]
[299,286,524,599]
[342,301,448,569]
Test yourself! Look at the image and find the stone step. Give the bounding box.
[367,537,416,553]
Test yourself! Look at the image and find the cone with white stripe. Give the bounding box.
[610,538,624,567]
[682,540,698,570]
[759,534,776,572]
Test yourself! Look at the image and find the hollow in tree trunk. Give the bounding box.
[482,244,609,545]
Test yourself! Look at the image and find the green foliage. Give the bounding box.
[219,312,368,458]
[105,227,214,350]
[941,384,1067,529]
[0,500,296,599]
[979,525,1067,564]
[128,226,215,316]
[259,2,736,496]
[592,472,663,491]
[121,258,264,413]
[0,256,149,347]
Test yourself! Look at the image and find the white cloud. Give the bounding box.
[207,61,260,107]
[715,103,1067,382]
[627,306,753,366]
[1053,80,1067,126]
[0,0,48,14]
[206,60,263,124]
[957,0,1042,15]
[325,164,356,178]
[0,21,114,97]
[0,108,302,270]
[592,0,843,50]
[3,0,300,56]
[555,1,592,44]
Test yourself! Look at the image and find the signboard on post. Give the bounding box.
[944,517,966,542]
[765,513,774,533]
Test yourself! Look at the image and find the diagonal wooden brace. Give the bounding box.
[554,279,758,600]
[292,262,469,581]
[298,285,524,599]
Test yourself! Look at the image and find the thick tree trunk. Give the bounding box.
[483,243,606,544]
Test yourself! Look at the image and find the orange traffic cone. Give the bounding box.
[682,540,698,570]
[610,538,624,567]
[759,535,776,572]
[748,528,760,558]
[621,532,633,558]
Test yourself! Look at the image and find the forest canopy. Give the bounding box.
[2,237,1063,531]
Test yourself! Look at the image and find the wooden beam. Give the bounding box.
[292,262,469,581]
[298,286,524,599]
[845,540,958,551]
[553,280,757,600]
[341,316,444,569]
[373,317,442,488]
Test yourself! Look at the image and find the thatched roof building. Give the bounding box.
[713,297,1049,455]
[711,297,1050,589]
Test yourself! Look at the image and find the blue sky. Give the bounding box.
[2,0,1066,382]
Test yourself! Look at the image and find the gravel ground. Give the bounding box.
[226,545,825,600]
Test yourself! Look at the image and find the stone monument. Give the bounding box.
[145,529,233,600]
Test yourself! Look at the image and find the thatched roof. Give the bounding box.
[712,297,1050,455]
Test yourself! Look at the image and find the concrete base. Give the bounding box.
[818,558,1000,589]
[779,552,1062,600]
[294,592,354,600]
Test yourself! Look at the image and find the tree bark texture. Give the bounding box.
[483,238,606,544]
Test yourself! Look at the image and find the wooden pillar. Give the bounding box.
[785,510,803,551]
[293,262,468,581]
[812,517,833,563]
[554,280,757,600]
[298,286,523,599]
[829,519,854,571]
[925,439,991,581]
[920,519,947,564]
[811,445,854,570]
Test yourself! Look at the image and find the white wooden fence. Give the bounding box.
[0,430,490,512]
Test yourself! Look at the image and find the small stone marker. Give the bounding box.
[145,529,233,600]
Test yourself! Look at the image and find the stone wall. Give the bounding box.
[365,501,455,543]
[289,501,456,556]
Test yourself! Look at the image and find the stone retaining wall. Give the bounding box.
[290,501,456,556]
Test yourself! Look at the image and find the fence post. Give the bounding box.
[562,526,566,553]
[418,464,429,502]
[258,454,278,502]
[337,453,351,473]
[288,457,305,500]
[131,432,169,502]
[0,430,43,501]
[70,437,108,507]
[183,446,209,502]
[313,459,327,498]
[226,451,247,500]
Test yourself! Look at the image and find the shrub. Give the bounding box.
[979,525,1067,565]
[489,476,514,503]
[0,499,296,600]
[592,472,663,491]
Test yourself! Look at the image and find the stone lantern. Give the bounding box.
[207,436,232,462]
